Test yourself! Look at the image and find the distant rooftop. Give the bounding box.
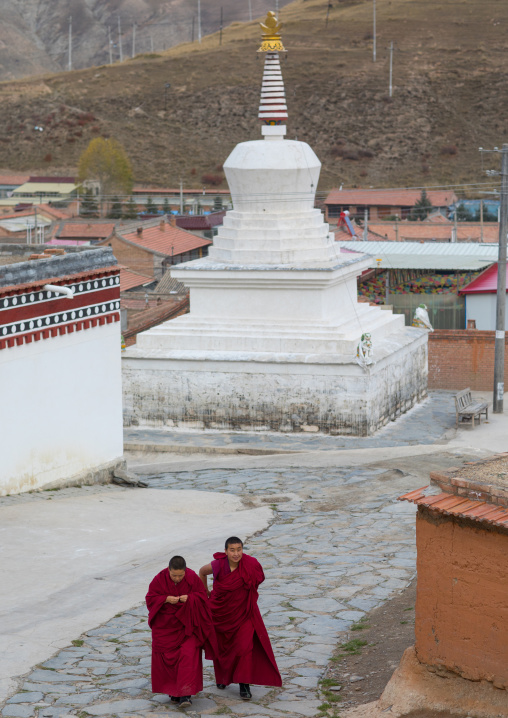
[325,188,458,207]
[336,240,499,271]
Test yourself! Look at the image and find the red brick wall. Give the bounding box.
[105,236,157,277]
[428,329,508,391]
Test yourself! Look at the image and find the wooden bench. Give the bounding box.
[455,388,489,428]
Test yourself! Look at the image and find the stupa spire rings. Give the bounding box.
[258,11,286,53]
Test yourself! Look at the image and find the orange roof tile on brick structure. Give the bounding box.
[367,221,500,243]
[324,188,458,207]
[399,487,508,529]
[0,173,30,186]
[116,218,212,256]
[119,267,153,292]
[56,222,115,240]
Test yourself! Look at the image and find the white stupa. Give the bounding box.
[122,13,428,435]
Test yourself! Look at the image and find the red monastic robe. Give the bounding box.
[206,552,282,687]
[146,567,217,697]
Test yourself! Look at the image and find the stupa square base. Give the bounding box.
[123,329,427,436]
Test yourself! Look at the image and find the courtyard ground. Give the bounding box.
[0,390,505,718]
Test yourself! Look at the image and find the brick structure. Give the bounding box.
[399,455,508,693]
[428,329,508,390]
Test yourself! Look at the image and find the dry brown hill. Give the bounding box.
[0,0,507,195]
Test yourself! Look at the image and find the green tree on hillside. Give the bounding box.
[145,196,157,214]
[408,189,433,221]
[456,203,474,222]
[80,189,99,218]
[123,197,138,219]
[78,138,134,198]
[162,197,171,215]
[107,196,123,219]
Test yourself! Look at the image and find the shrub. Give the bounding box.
[91,126,101,133]
[330,145,344,158]
[342,150,359,161]
[43,153,52,162]
[201,173,224,186]
[358,148,374,159]
[440,144,458,155]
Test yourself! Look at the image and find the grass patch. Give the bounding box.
[350,618,370,631]
[322,690,341,703]
[318,703,331,711]
[404,606,414,611]
[341,638,368,655]
[213,708,232,715]
[115,613,122,618]
[108,638,120,643]
[400,620,408,624]
[320,678,340,687]
[72,639,84,647]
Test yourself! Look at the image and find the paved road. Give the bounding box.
[2,389,502,718]
[2,460,431,718]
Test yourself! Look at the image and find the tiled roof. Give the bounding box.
[176,211,226,230]
[399,486,508,529]
[325,188,458,207]
[57,222,115,239]
[0,174,30,186]
[155,269,187,295]
[460,262,508,294]
[120,267,153,292]
[116,218,212,256]
[28,176,75,184]
[124,296,189,339]
[363,221,499,243]
[336,240,499,270]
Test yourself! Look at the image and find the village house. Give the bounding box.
[0,205,71,244]
[460,262,508,330]
[98,217,212,279]
[132,186,232,214]
[324,188,458,222]
[49,220,116,246]
[175,210,226,239]
[0,173,30,198]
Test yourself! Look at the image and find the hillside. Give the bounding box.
[0,0,292,78]
[0,0,507,194]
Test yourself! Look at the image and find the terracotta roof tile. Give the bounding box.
[119,267,153,291]
[325,188,458,207]
[57,222,115,239]
[398,486,508,529]
[176,211,226,230]
[117,219,212,256]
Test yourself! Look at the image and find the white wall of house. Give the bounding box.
[0,323,123,495]
[465,294,508,330]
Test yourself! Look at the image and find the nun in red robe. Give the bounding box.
[146,555,217,708]
[199,537,281,700]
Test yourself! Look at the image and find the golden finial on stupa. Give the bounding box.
[258,11,286,52]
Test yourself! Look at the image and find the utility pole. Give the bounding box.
[108,26,113,64]
[395,214,399,242]
[373,0,376,62]
[363,207,368,241]
[452,206,457,242]
[220,7,223,45]
[68,16,72,71]
[389,40,393,97]
[150,34,154,52]
[118,16,123,62]
[179,179,184,215]
[198,0,202,43]
[248,0,252,22]
[493,143,508,413]
[325,2,332,28]
[480,198,484,242]
[132,22,136,58]
[191,16,195,42]
[276,0,279,15]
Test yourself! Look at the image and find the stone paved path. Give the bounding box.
[2,463,420,718]
[124,391,455,453]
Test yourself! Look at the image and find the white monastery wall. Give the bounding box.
[0,248,124,495]
[0,325,123,495]
[465,294,508,331]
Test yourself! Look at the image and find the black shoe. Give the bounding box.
[239,683,252,700]
[216,683,226,689]
[169,696,179,703]
[178,696,192,707]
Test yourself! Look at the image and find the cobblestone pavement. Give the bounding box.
[124,391,456,453]
[2,463,422,718]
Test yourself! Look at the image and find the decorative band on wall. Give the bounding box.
[0,312,121,351]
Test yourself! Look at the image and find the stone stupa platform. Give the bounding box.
[122,17,428,436]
